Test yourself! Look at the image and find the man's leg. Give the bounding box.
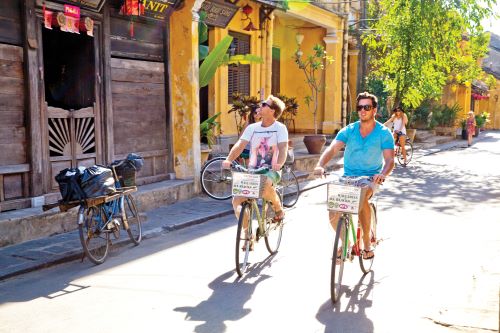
[358,188,374,258]
[261,178,282,218]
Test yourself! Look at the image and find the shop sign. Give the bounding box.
[142,0,177,20]
[200,0,239,28]
[52,0,106,12]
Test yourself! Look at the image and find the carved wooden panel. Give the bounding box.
[47,105,97,189]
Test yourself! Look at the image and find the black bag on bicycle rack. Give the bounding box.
[55,167,87,203]
[111,153,144,187]
[80,165,116,198]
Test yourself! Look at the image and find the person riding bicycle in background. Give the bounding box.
[240,105,263,161]
[384,106,409,165]
[223,95,288,228]
[313,92,395,260]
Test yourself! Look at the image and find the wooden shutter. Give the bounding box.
[271,47,280,95]
[228,31,250,101]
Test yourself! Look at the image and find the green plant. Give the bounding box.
[200,112,221,148]
[294,44,334,134]
[475,112,490,129]
[431,103,461,127]
[228,93,260,135]
[275,93,299,128]
[460,118,467,130]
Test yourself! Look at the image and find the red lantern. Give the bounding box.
[119,0,145,38]
[241,4,253,16]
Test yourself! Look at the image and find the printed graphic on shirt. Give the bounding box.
[249,131,278,168]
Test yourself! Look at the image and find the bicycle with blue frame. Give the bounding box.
[46,163,142,265]
[326,174,379,304]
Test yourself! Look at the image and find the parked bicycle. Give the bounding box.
[232,165,284,277]
[394,132,414,166]
[44,162,142,265]
[200,155,299,208]
[326,174,379,304]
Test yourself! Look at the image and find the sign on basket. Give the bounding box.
[327,183,362,214]
[232,172,264,198]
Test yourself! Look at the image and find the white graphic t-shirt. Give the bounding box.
[241,121,288,169]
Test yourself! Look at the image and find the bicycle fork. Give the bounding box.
[342,215,360,262]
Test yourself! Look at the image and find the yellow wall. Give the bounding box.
[208,3,264,137]
[488,80,500,129]
[169,0,200,180]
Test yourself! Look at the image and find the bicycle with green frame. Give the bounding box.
[327,175,379,304]
[232,165,284,277]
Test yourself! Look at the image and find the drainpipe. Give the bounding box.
[341,1,350,127]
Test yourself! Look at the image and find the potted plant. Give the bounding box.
[460,118,467,140]
[200,112,221,163]
[474,112,489,136]
[228,93,260,135]
[275,93,299,133]
[294,44,334,154]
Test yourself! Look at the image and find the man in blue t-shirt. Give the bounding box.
[313,92,395,260]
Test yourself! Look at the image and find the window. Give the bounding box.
[228,31,250,101]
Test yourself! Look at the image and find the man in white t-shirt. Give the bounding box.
[222,95,288,228]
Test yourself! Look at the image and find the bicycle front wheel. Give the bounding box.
[359,203,378,274]
[331,215,348,304]
[235,202,254,277]
[78,206,110,265]
[396,141,413,166]
[123,194,142,245]
[281,167,299,208]
[264,196,284,254]
[201,157,233,200]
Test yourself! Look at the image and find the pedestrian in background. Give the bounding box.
[466,111,476,147]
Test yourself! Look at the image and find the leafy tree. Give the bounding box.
[363,0,494,109]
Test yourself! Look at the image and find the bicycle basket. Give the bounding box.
[231,172,266,199]
[327,182,368,214]
[285,147,294,165]
[114,161,137,187]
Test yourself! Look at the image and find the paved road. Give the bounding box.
[0,132,498,333]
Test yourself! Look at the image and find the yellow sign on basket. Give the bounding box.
[327,183,362,214]
[232,172,263,198]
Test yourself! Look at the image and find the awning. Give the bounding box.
[471,79,488,94]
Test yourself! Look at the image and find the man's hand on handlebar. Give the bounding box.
[313,166,325,178]
[372,173,386,184]
[222,159,232,169]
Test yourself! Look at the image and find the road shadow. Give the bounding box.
[380,133,500,214]
[173,254,276,333]
[316,272,375,333]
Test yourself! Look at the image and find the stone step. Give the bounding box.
[0,179,196,248]
[414,130,437,142]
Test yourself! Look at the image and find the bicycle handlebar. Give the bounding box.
[232,164,269,174]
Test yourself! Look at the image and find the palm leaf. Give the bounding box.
[199,35,234,88]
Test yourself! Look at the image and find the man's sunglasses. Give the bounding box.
[261,102,271,108]
[356,105,374,111]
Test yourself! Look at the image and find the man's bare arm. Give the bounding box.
[372,148,395,184]
[226,139,248,162]
[274,141,288,170]
[316,140,345,169]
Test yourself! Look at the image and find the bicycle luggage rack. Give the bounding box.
[42,186,137,212]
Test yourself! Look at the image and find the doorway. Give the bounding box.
[42,27,101,191]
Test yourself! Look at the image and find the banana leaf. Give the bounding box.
[199,35,233,88]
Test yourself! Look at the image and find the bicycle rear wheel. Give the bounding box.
[235,202,254,277]
[331,215,348,304]
[359,203,377,273]
[396,141,413,166]
[78,206,110,265]
[201,157,233,200]
[281,166,299,208]
[123,194,142,245]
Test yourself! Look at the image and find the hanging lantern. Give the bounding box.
[241,4,253,16]
[243,21,259,31]
[119,0,145,38]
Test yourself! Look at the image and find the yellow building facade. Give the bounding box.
[169,0,351,180]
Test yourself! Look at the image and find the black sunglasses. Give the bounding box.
[261,102,272,108]
[356,105,374,111]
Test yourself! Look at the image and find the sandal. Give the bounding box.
[241,236,254,252]
[272,210,285,223]
[362,248,375,260]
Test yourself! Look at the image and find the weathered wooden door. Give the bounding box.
[40,23,102,192]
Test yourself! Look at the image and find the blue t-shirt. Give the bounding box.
[335,121,394,176]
